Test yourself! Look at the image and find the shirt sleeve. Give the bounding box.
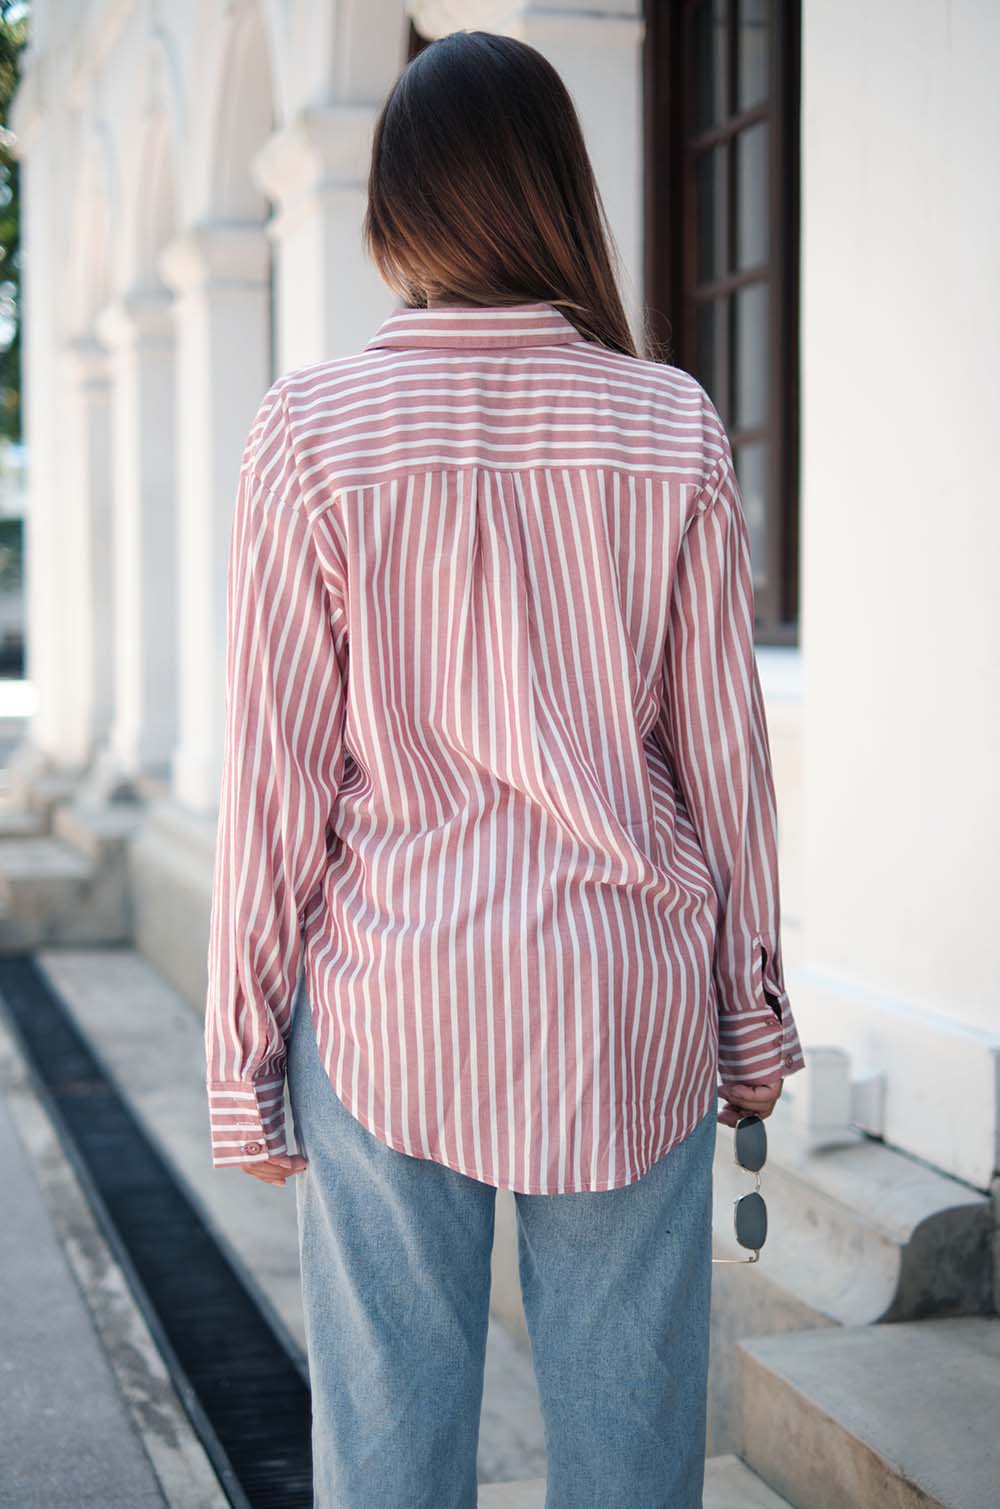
[205,417,349,1168]
[662,452,807,1086]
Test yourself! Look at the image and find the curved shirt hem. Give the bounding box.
[318,1067,721,1197]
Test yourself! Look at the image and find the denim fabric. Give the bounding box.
[286,971,717,1509]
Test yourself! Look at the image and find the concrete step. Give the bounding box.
[478,1455,791,1506]
[23,769,79,825]
[738,1317,1000,1509]
[713,1103,993,1328]
[0,803,46,839]
[0,834,131,950]
[52,797,143,863]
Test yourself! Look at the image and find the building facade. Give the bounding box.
[9,0,999,1218]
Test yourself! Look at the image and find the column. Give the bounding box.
[95,289,177,782]
[63,335,114,764]
[252,103,387,372]
[160,223,271,815]
[13,106,78,774]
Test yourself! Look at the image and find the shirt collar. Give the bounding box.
[364,300,584,352]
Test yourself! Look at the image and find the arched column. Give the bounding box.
[63,336,115,762]
[160,224,272,812]
[95,288,177,779]
[253,100,388,371]
[10,112,119,782]
[162,1,276,815]
[79,85,182,795]
[252,0,407,369]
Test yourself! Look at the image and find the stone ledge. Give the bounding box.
[715,1104,994,1326]
[738,1317,1000,1509]
[477,1454,792,1507]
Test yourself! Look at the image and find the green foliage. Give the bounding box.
[0,515,21,587]
[0,5,27,444]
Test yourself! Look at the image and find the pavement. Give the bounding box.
[0,943,548,1505]
[0,1003,224,1508]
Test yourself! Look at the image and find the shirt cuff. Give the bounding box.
[717,1003,807,1083]
[207,1072,288,1167]
[716,934,807,1083]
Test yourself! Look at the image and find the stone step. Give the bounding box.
[713,1101,993,1327]
[0,803,46,839]
[52,797,143,864]
[22,769,79,825]
[0,835,130,950]
[738,1317,1000,1509]
[478,1455,791,1507]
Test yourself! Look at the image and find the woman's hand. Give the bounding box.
[717,1078,783,1127]
[239,1153,309,1186]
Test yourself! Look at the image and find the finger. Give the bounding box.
[717,1105,744,1127]
[239,1154,308,1175]
[719,1093,779,1116]
[717,1089,780,1120]
[718,1081,783,1099]
[239,1159,295,1182]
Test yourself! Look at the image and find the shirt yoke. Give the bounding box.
[249,343,731,513]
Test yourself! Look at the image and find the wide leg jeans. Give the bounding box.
[285,971,718,1509]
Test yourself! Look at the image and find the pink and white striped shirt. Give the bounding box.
[205,299,807,1194]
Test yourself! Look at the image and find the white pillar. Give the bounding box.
[253,104,385,371]
[160,223,271,814]
[63,335,114,763]
[15,111,78,772]
[95,289,178,780]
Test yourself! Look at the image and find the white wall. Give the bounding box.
[798,0,1000,1186]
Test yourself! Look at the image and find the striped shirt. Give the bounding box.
[205,299,807,1194]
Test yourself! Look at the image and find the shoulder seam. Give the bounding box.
[688,452,732,522]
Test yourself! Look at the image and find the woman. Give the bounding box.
[204,28,807,1509]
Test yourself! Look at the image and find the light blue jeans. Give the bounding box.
[286,972,717,1509]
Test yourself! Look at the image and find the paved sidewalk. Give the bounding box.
[1,1047,167,1506]
[0,1001,228,1508]
[26,945,548,1485]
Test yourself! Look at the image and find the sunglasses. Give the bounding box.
[712,1112,767,1264]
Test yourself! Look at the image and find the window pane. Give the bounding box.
[737,0,770,113]
[693,297,728,423]
[735,121,769,272]
[689,0,728,133]
[733,441,769,590]
[694,145,726,284]
[733,280,769,431]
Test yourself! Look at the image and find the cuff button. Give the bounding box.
[784,1054,794,1067]
[242,1140,263,1156]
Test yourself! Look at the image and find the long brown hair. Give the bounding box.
[363,30,663,361]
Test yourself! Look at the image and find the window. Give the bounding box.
[644,0,801,643]
[407,19,432,61]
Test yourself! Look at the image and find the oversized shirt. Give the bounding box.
[204,299,807,1195]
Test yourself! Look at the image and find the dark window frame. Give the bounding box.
[644,0,801,644]
[407,18,431,60]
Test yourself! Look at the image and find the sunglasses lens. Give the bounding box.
[734,1190,767,1250]
[735,1114,767,1173]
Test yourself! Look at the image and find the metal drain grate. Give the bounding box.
[0,954,313,1508]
